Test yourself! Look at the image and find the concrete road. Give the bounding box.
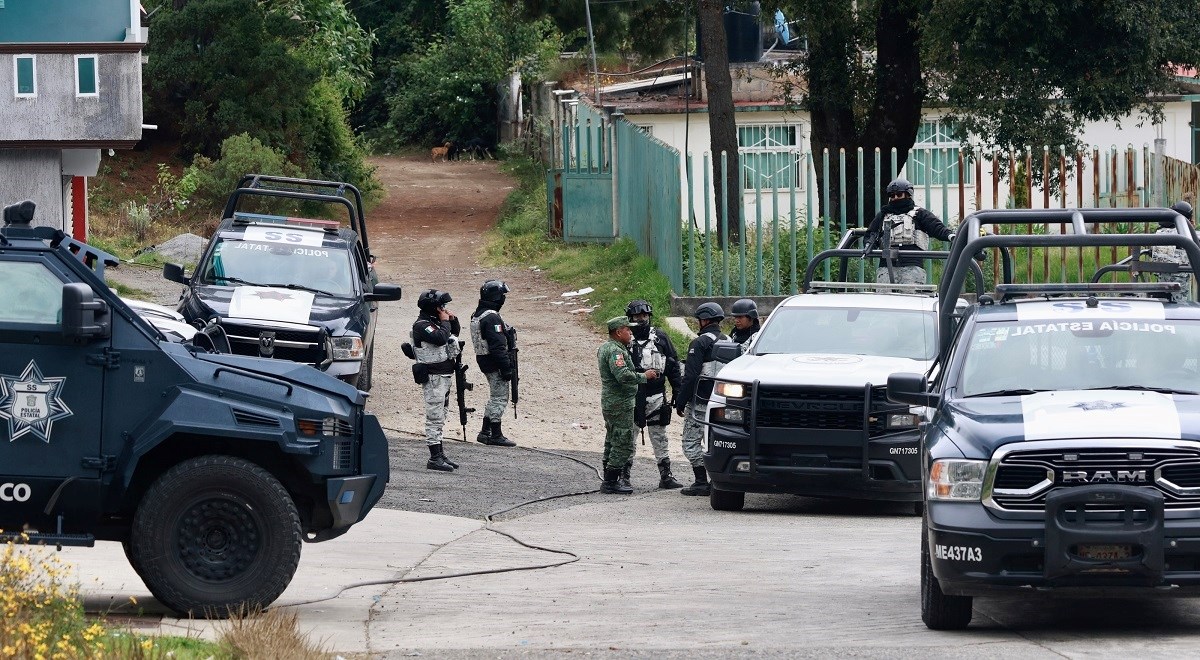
[63,442,1200,658]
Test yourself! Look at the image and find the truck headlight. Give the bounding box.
[714,381,745,398]
[711,406,744,423]
[332,336,364,360]
[886,413,921,428]
[928,459,987,501]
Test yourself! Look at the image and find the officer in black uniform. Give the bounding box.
[675,302,729,496]
[729,298,760,354]
[470,279,518,446]
[626,299,685,489]
[865,177,955,285]
[412,289,462,471]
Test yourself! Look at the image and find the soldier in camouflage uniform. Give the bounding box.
[412,289,462,472]
[1152,201,1196,303]
[598,316,659,494]
[675,302,729,496]
[470,280,518,447]
[865,178,955,285]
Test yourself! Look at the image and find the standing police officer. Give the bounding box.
[412,289,462,472]
[626,300,684,489]
[1152,201,1197,302]
[729,298,760,355]
[598,316,658,494]
[470,279,518,447]
[865,178,955,285]
[675,303,729,496]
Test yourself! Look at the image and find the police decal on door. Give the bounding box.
[0,360,73,443]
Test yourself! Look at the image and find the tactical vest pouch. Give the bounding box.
[412,362,429,385]
[401,342,416,360]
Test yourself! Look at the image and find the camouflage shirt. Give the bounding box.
[598,339,646,407]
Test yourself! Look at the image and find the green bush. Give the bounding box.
[294,79,380,203]
[681,222,848,295]
[184,134,303,212]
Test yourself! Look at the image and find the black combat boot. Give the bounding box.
[657,458,684,489]
[482,420,516,447]
[619,461,633,491]
[600,467,632,494]
[426,443,455,472]
[476,418,493,444]
[680,465,710,496]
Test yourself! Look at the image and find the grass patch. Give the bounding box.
[486,157,691,354]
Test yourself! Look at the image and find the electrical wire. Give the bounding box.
[279,437,603,608]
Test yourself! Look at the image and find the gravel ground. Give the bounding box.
[104,155,693,520]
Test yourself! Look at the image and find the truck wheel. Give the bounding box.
[920,517,973,630]
[130,455,302,618]
[709,486,745,511]
[357,349,374,392]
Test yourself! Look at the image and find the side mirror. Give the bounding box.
[887,372,938,407]
[712,340,743,364]
[365,283,402,302]
[62,283,110,340]
[163,262,190,285]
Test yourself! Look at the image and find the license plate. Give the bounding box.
[1076,544,1132,561]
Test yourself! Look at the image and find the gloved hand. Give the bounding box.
[500,369,514,381]
[972,249,987,263]
[946,232,956,244]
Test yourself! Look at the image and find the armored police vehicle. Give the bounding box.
[888,208,1200,630]
[697,232,983,512]
[0,200,390,617]
[165,175,400,390]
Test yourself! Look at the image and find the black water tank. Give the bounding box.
[696,2,762,64]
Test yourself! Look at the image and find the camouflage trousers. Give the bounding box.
[876,265,926,287]
[422,374,452,445]
[1156,273,1193,303]
[602,401,636,468]
[483,371,510,421]
[681,403,705,467]
[632,423,670,462]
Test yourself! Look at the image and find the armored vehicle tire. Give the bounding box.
[130,455,303,618]
[709,486,745,511]
[920,517,973,630]
[357,349,374,391]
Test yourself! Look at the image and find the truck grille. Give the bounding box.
[222,322,329,367]
[754,386,892,436]
[332,438,354,470]
[989,447,1200,511]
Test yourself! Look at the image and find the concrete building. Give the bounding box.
[0,0,146,235]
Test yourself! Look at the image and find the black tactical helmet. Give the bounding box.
[480,279,510,302]
[730,298,757,317]
[626,299,653,317]
[695,302,724,321]
[885,177,914,197]
[1172,200,1194,221]
[418,289,451,311]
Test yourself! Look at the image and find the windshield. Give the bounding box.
[198,236,355,297]
[752,306,937,360]
[960,317,1200,396]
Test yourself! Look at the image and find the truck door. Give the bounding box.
[0,257,106,532]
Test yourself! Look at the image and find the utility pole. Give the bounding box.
[584,0,600,105]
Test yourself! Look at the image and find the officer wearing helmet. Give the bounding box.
[412,289,462,472]
[729,298,760,355]
[625,299,685,489]
[865,177,954,285]
[470,279,518,446]
[1151,201,1197,302]
[675,302,730,496]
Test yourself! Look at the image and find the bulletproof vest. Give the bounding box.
[632,328,667,372]
[739,331,758,355]
[885,209,928,250]
[412,324,458,365]
[470,309,498,356]
[1152,227,1191,266]
[701,332,730,377]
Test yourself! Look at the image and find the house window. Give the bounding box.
[738,124,802,190]
[14,55,35,97]
[75,55,98,97]
[907,119,973,186]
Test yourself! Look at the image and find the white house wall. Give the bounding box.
[0,149,65,228]
[624,101,1196,229]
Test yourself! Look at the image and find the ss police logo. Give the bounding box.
[259,331,276,358]
[0,360,73,443]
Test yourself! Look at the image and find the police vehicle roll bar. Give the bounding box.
[802,227,987,295]
[936,207,1200,353]
[222,175,370,256]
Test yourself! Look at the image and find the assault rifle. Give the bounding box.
[454,341,475,441]
[509,345,519,419]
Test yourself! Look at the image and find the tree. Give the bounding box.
[697,0,741,242]
[773,0,1200,224]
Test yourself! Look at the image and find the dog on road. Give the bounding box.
[461,137,494,161]
[431,141,453,163]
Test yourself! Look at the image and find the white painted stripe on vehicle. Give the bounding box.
[229,287,315,325]
[1020,390,1181,441]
